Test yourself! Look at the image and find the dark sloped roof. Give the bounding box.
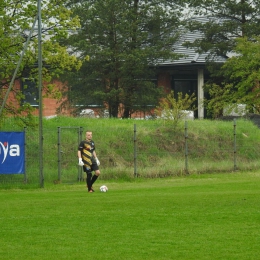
[160,17,227,66]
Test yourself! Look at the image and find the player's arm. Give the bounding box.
[77,146,84,166]
[93,151,100,165]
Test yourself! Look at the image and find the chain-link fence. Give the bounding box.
[1,118,260,188]
[133,119,260,177]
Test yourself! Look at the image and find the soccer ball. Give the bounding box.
[100,185,108,192]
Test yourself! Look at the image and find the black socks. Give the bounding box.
[91,174,98,185]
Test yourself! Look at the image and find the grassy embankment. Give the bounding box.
[1,116,260,186]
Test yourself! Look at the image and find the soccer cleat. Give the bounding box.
[87,185,95,192]
[88,189,93,193]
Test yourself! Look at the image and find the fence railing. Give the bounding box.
[1,119,260,188]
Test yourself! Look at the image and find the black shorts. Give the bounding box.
[83,163,99,173]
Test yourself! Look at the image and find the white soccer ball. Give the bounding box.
[100,185,108,192]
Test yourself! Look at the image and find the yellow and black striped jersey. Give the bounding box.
[78,140,95,168]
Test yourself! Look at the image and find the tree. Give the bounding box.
[205,37,260,118]
[155,91,196,129]
[185,0,260,57]
[183,0,260,117]
[64,0,186,118]
[0,0,81,126]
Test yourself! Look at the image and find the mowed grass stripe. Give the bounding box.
[0,172,260,260]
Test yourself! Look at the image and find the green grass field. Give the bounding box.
[1,172,260,260]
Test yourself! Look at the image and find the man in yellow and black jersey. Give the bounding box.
[78,131,101,193]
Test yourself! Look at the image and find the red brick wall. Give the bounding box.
[40,80,70,117]
[158,71,171,93]
[3,80,70,118]
[5,72,172,118]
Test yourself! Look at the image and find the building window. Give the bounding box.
[172,78,198,118]
[21,79,38,107]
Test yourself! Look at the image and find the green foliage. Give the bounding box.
[205,37,260,117]
[0,0,81,123]
[185,0,260,57]
[155,91,196,128]
[63,0,186,118]
[184,0,260,117]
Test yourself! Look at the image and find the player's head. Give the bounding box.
[86,131,92,140]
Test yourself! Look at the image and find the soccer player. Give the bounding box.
[78,131,101,193]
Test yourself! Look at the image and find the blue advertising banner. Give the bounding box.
[0,132,25,174]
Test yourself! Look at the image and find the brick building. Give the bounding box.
[6,17,227,119]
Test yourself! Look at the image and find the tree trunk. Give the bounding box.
[109,103,119,118]
[122,107,131,118]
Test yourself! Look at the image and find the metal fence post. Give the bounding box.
[134,124,137,177]
[185,121,189,174]
[233,119,237,171]
[38,0,44,188]
[24,127,27,183]
[58,127,61,181]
